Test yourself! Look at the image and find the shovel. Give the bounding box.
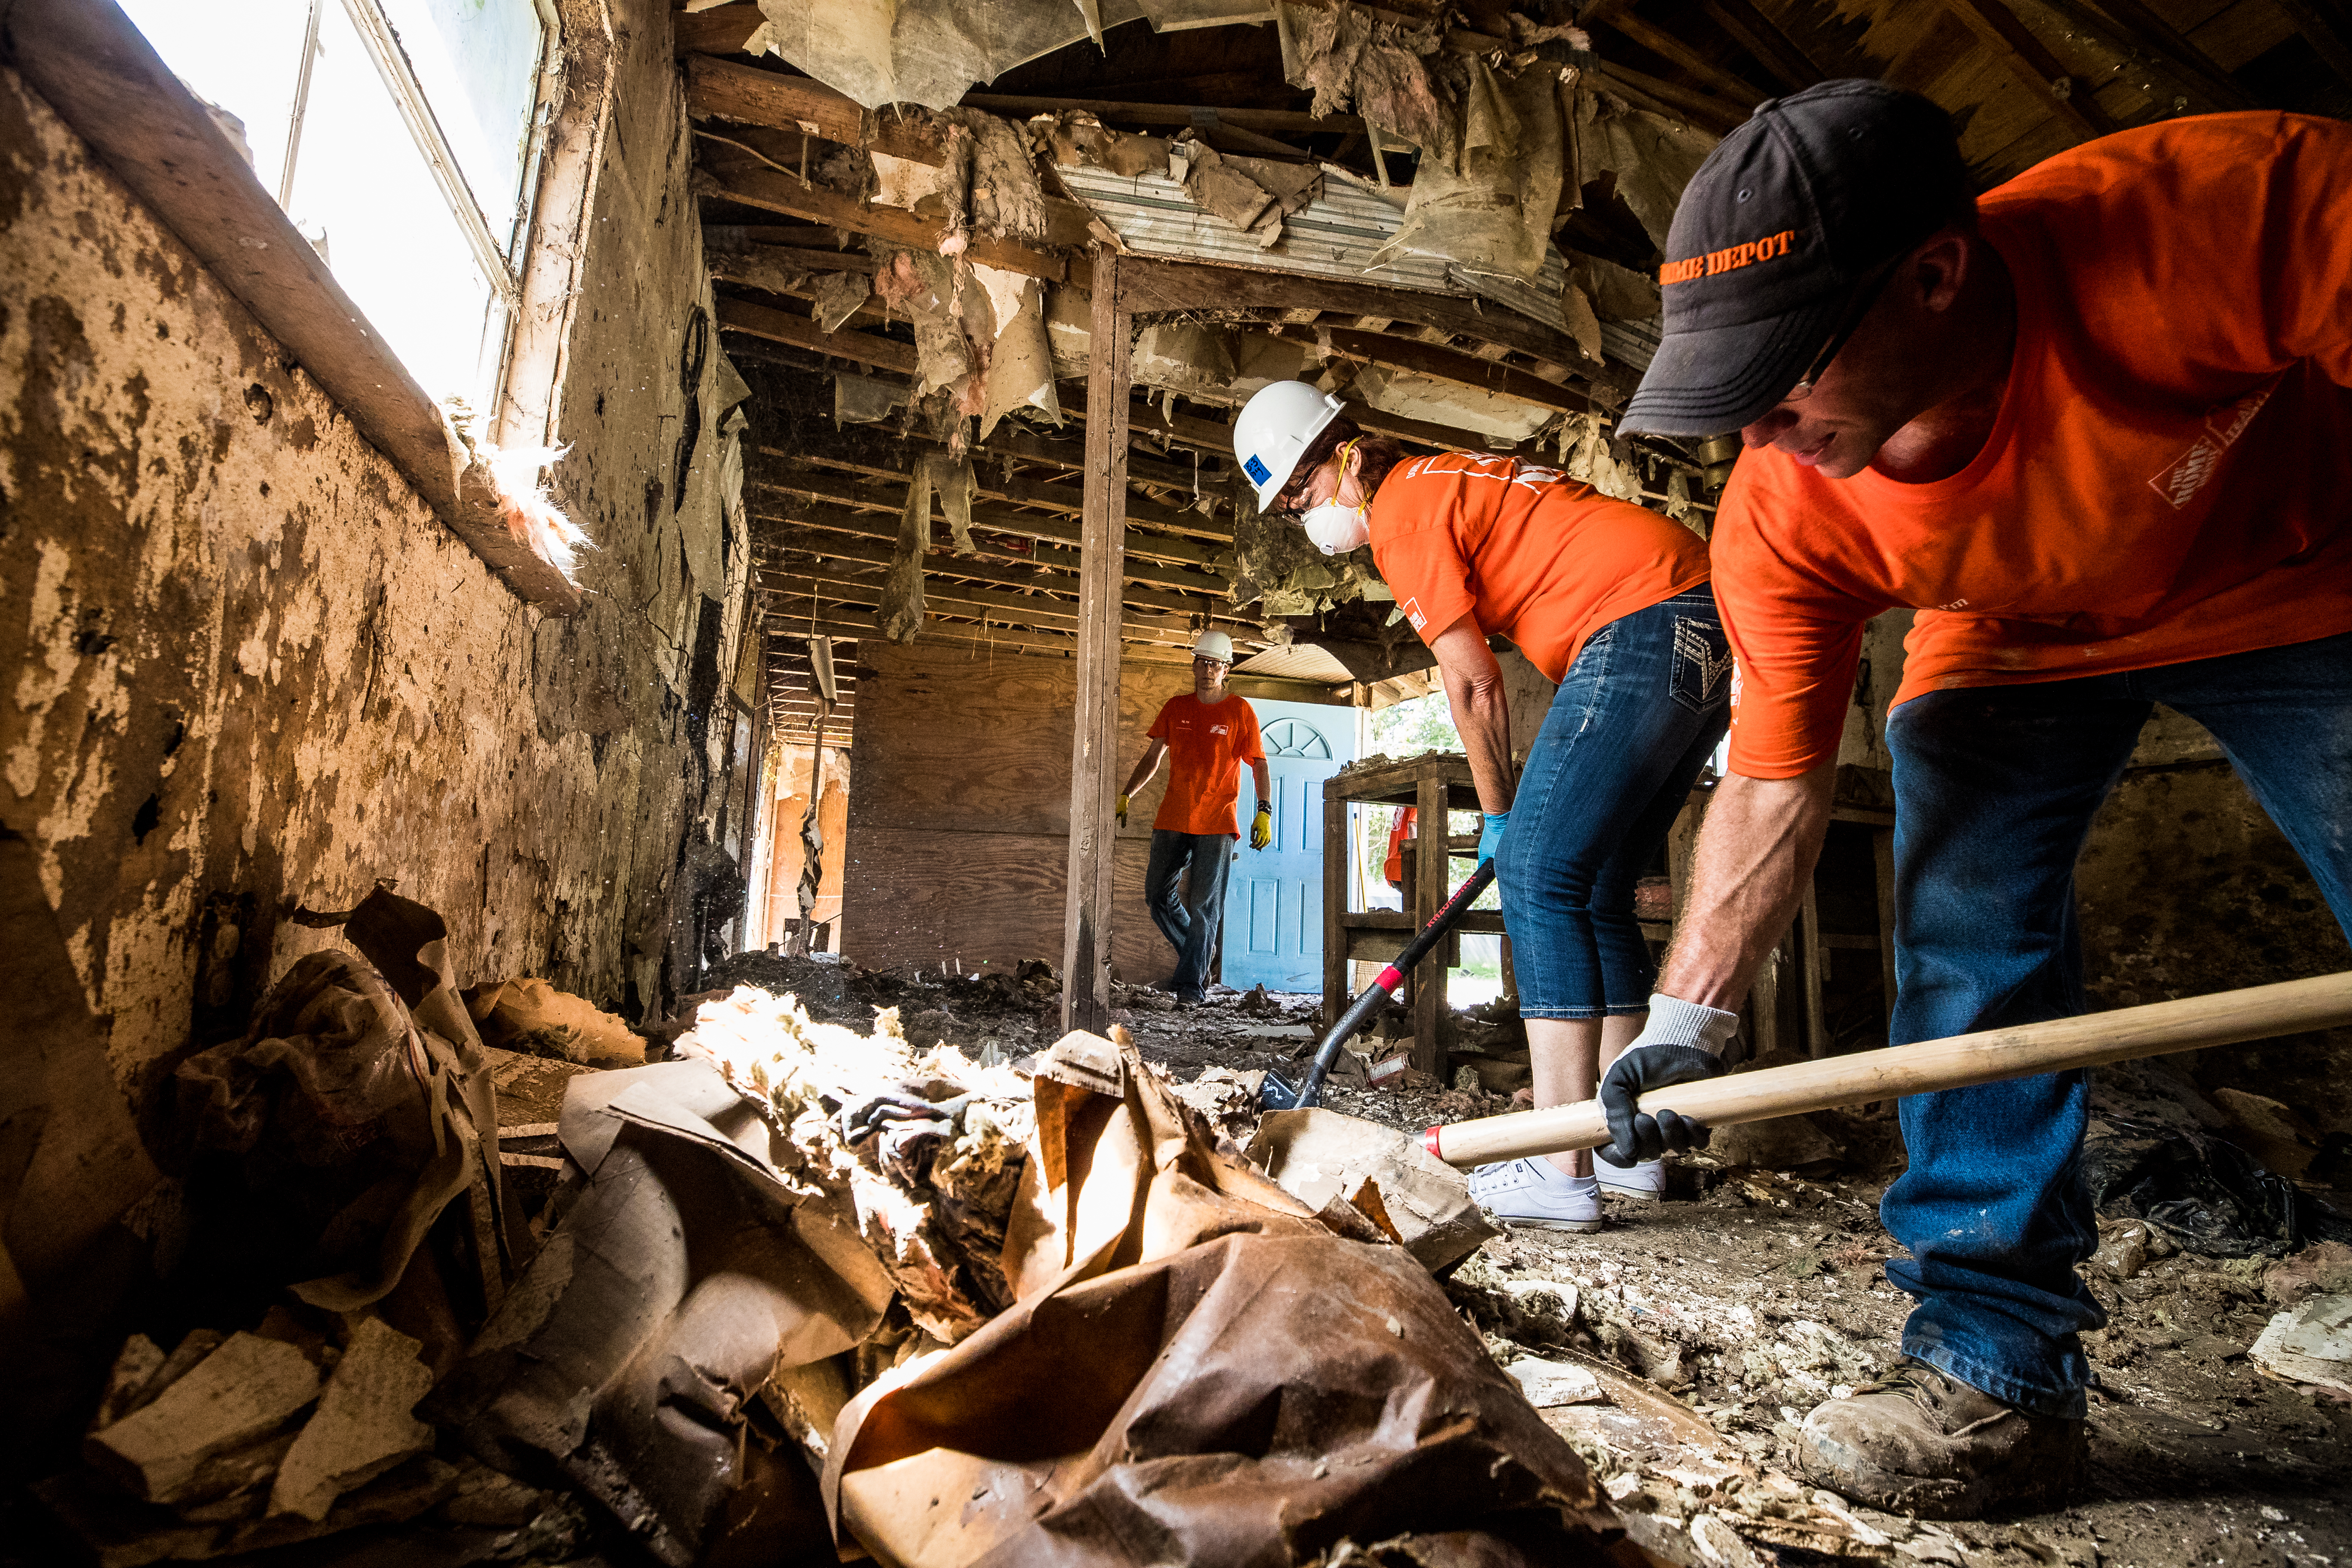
[1262,861,1498,1112]
[1420,970,2352,1166]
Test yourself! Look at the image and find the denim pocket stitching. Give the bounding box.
[1669,616,1734,714]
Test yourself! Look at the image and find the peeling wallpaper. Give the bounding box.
[0,6,746,1112]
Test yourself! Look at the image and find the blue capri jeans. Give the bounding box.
[1496,588,1733,1018]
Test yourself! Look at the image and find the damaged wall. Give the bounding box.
[842,640,1336,981]
[841,642,1198,980]
[0,0,744,1136]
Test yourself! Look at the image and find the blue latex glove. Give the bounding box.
[1476,810,1510,865]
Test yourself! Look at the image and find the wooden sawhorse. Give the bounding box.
[1322,752,1506,1082]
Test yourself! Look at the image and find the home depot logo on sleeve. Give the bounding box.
[2148,379,2280,509]
[1402,596,1427,631]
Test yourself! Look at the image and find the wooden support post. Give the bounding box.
[1323,792,1349,1029]
[1798,876,1828,1059]
[1061,252,1130,1036]
[1874,827,1900,1037]
[1749,941,1781,1062]
[1412,773,1450,1081]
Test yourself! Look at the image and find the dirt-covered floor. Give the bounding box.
[740,954,2352,1568]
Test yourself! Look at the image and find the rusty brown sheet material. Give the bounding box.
[822,1031,1646,1566]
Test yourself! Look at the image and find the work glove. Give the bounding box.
[1597,994,1740,1167]
[1116,793,1131,828]
[1250,801,1273,850]
[1477,810,1510,866]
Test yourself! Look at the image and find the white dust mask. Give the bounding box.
[1300,502,1370,555]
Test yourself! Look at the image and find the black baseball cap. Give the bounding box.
[1619,80,1970,439]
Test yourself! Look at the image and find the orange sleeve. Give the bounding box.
[1370,499,1476,646]
[1711,492,1886,778]
[1146,699,1174,741]
[1235,701,1266,763]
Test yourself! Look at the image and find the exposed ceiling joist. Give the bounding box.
[750,514,1237,614]
[698,154,1083,284]
[750,462,1231,568]
[757,443,1233,548]
[758,567,1200,638]
[1945,0,2119,143]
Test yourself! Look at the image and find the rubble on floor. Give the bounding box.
[29,934,2352,1567]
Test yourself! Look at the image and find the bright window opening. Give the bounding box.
[117,0,552,414]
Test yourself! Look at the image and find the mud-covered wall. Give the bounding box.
[0,3,745,1118]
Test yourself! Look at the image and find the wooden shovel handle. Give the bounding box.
[1424,971,2352,1168]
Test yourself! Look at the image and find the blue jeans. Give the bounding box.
[1144,830,1234,998]
[1498,588,1733,1017]
[1882,630,2352,1419]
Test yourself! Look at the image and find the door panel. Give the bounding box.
[1221,702,1355,992]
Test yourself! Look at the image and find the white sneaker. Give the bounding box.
[1596,1158,1666,1203]
[1467,1159,1602,1232]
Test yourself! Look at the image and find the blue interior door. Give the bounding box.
[1222,702,1355,992]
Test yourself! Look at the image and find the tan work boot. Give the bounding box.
[1795,1359,2085,1519]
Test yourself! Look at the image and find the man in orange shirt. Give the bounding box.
[1118,631,1273,1004]
[1609,84,2352,1515]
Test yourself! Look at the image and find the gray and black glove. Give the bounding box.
[1597,994,1740,1167]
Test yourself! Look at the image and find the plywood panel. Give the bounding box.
[847,640,1196,837]
[842,827,1181,980]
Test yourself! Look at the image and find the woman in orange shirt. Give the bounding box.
[1236,382,1729,1231]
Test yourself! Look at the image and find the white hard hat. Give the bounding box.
[1234,380,1345,511]
[1192,629,1234,664]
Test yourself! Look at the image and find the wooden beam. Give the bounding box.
[758,609,1204,663]
[1114,257,1622,391]
[1696,0,1827,91]
[675,3,763,55]
[753,470,1232,585]
[2034,0,2250,109]
[1065,253,1130,1035]
[1313,328,1591,413]
[750,516,1235,615]
[1058,382,1237,456]
[2266,0,2352,91]
[1594,12,1770,107]
[756,568,1199,638]
[961,93,1366,137]
[763,452,1232,549]
[689,55,953,163]
[1586,62,1748,136]
[1944,0,2119,143]
[717,296,919,374]
[697,155,1081,285]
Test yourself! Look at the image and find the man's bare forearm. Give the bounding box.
[1657,763,1837,1009]
[1122,741,1167,796]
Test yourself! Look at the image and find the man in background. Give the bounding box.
[1119,631,1273,1004]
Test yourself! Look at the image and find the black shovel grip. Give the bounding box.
[1277,860,1497,1110]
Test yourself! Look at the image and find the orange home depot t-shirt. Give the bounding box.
[1368,453,1711,683]
[1148,693,1266,836]
[1714,112,2352,778]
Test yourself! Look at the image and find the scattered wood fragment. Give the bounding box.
[267,1318,435,1523]
[85,1332,321,1504]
